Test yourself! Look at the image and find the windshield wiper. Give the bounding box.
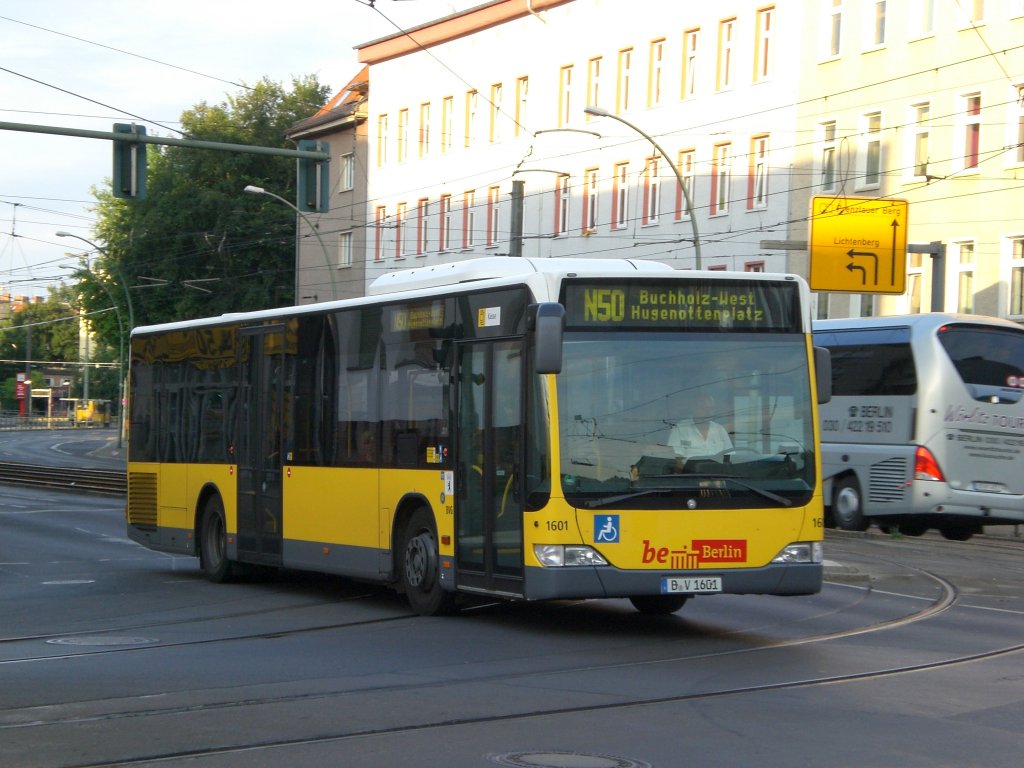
[688,475,793,506]
[581,487,679,509]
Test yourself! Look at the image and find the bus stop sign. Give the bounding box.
[809,196,908,294]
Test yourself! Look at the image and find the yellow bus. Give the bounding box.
[67,398,113,427]
[126,258,829,615]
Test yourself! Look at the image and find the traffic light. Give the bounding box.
[112,123,147,200]
[296,139,330,213]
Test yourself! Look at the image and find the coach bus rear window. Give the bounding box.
[937,324,1024,388]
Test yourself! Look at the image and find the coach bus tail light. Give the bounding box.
[914,446,945,482]
[534,544,609,567]
[771,541,823,564]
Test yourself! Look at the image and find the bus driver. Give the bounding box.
[669,390,732,469]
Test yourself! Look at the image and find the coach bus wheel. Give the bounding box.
[832,476,868,532]
[629,595,689,615]
[400,507,456,616]
[199,496,233,583]
[940,524,978,541]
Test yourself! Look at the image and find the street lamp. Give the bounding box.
[56,231,132,448]
[583,106,702,268]
[243,184,336,302]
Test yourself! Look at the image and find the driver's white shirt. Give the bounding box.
[668,419,732,457]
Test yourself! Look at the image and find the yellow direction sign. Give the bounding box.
[809,196,908,294]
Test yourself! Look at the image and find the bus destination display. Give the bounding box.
[563,279,800,332]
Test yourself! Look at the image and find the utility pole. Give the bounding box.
[509,180,525,258]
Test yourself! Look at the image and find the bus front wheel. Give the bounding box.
[400,507,456,616]
[833,476,868,531]
[199,496,233,583]
[629,595,688,615]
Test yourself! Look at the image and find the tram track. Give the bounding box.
[0,461,125,495]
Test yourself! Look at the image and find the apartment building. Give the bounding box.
[790,0,1024,319]
[354,0,810,290]
[285,68,369,303]
[295,0,1024,321]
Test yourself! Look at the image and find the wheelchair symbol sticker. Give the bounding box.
[594,514,620,544]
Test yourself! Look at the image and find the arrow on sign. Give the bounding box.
[845,262,867,285]
[889,219,900,286]
[847,249,878,284]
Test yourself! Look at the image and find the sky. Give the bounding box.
[1,0,474,298]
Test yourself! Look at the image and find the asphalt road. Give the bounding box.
[2,480,1023,768]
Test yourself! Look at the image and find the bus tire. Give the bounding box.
[199,495,233,583]
[400,507,456,616]
[940,524,978,541]
[629,595,688,615]
[833,476,868,531]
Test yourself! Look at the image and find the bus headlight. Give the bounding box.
[534,544,609,567]
[771,541,823,564]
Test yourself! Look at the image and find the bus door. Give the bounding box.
[456,340,525,595]
[236,325,285,565]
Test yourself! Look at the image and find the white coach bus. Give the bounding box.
[813,313,1024,540]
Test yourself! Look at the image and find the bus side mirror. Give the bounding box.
[532,303,565,374]
[814,346,832,404]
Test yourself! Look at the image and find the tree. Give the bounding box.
[85,76,331,345]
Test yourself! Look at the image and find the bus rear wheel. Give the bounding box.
[832,476,868,531]
[400,507,456,616]
[199,495,233,583]
[629,595,689,615]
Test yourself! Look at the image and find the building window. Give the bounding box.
[912,0,935,37]
[748,135,769,209]
[1010,83,1024,165]
[612,161,629,229]
[439,194,452,251]
[375,205,387,260]
[675,149,695,220]
[340,152,355,191]
[554,175,570,236]
[395,202,408,258]
[965,0,984,23]
[909,102,930,177]
[907,251,923,313]
[587,57,602,114]
[820,120,837,191]
[489,83,503,143]
[515,76,529,136]
[486,186,501,246]
[419,102,431,158]
[416,199,429,256]
[617,48,633,113]
[754,7,774,82]
[559,66,573,127]
[441,96,453,153]
[682,28,699,98]
[1009,237,1024,316]
[711,142,731,215]
[957,241,975,313]
[463,190,476,248]
[377,114,388,167]
[465,90,478,147]
[582,167,599,232]
[338,230,353,269]
[642,157,659,225]
[716,18,736,91]
[648,38,665,107]
[744,261,765,272]
[826,0,843,57]
[866,1,886,47]
[397,109,409,164]
[961,93,981,170]
[861,111,882,187]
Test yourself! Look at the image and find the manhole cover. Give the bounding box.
[490,752,652,768]
[46,636,159,646]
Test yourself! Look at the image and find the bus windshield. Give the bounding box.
[557,333,816,509]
